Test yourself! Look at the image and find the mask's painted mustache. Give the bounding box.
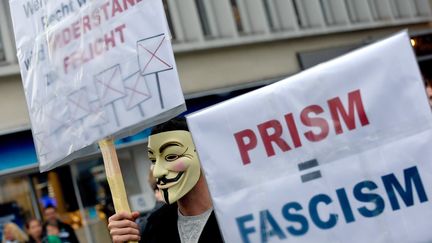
[157,172,184,185]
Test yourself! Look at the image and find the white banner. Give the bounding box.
[187,32,432,243]
[9,0,185,171]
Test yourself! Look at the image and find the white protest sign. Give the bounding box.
[187,32,432,243]
[9,0,185,171]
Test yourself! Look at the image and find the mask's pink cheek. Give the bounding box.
[171,161,188,172]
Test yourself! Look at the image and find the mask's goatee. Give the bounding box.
[162,189,170,204]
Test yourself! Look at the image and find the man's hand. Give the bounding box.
[108,211,141,243]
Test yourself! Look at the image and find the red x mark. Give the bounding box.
[126,74,150,108]
[89,102,110,124]
[69,91,90,119]
[139,36,172,73]
[96,67,125,98]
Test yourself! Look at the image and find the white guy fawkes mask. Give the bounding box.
[148,130,201,204]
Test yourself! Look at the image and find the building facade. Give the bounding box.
[0,0,431,242]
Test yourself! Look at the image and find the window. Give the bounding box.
[0,1,8,63]
[230,0,246,33]
[344,0,372,23]
[0,33,5,63]
[263,0,285,31]
[229,0,271,35]
[0,177,36,225]
[390,0,414,18]
[0,0,15,65]
[263,0,276,30]
[292,0,325,28]
[195,0,213,37]
[30,167,79,221]
[367,0,393,21]
[412,0,432,17]
[319,0,349,26]
[320,0,337,25]
[167,0,206,43]
[194,0,222,39]
[291,0,304,27]
[262,0,300,31]
[193,0,239,39]
[162,0,177,40]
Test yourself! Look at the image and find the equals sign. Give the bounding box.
[298,159,322,183]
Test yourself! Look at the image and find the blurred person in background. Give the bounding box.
[25,219,45,243]
[2,222,28,243]
[45,223,61,243]
[43,206,79,243]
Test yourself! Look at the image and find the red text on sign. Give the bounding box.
[234,89,370,165]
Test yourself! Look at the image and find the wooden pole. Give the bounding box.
[99,138,138,243]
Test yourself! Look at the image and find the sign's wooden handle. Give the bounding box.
[99,138,138,243]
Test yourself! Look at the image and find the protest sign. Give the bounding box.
[9,0,185,172]
[187,32,432,243]
[10,2,184,241]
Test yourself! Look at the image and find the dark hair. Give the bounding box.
[150,117,189,135]
[25,218,41,229]
[43,205,57,212]
[46,221,59,227]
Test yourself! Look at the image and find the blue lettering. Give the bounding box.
[336,188,355,223]
[382,166,428,210]
[77,0,87,7]
[309,194,338,229]
[282,202,309,236]
[23,2,33,17]
[259,210,286,242]
[353,181,385,217]
[234,166,428,240]
[236,214,256,243]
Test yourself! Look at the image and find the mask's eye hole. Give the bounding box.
[165,154,179,161]
[149,158,156,164]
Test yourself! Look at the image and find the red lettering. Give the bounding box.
[301,105,329,142]
[62,28,72,46]
[112,0,124,16]
[100,2,110,20]
[123,0,137,10]
[64,56,70,74]
[64,51,79,74]
[258,120,290,158]
[234,129,257,165]
[233,89,370,166]
[115,24,126,43]
[104,30,116,50]
[284,113,302,148]
[92,9,101,26]
[71,20,80,39]
[62,24,125,74]
[328,89,370,134]
[95,38,104,55]
[82,16,91,34]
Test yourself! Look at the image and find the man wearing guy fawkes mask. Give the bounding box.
[108,117,223,243]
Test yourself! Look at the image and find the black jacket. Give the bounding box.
[26,236,47,243]
[43,220,79,243]
[140,204,224,243]
[26,236,49,243]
